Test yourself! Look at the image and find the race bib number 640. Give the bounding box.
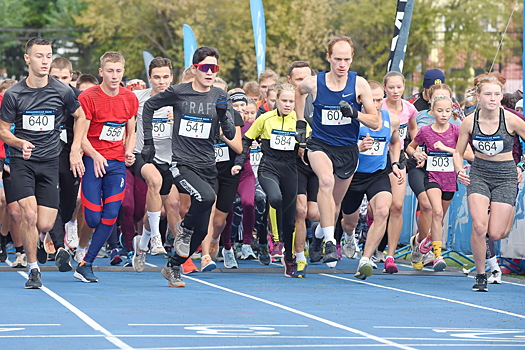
[22,110,55,131]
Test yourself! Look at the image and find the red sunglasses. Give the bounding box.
[194,63,220,73]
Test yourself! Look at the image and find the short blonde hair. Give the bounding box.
[100,51,125,68]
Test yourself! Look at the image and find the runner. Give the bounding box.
[75,51,138,283]
[454,72,525,292]
[141,46,236,287]
[295,36,381,267]
[0,38,87,288]
[340,81,402,279]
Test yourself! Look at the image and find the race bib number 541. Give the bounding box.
[179,115,212,139]
[22,110,55,131]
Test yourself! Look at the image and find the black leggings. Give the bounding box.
[170,165,216,266]
[257,159,297,261]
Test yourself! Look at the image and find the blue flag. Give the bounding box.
[250,0,266,77]
[142,50,155,88]
[183,24,198,69]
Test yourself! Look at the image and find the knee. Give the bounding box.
[296,204,307,221]
[432,208,444,222]
[21,208,38,226]
[318,175,335,192]
[419,199,432,213]
[267,195,282,210]
[389,201,403,215]
[84,212,100,229]
[374,206,390,222]
[145,175,162,193]
[472,222,487,236]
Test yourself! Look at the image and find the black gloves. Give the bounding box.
[141,139,155,163]
[216,95,228,119]
[295,120,308,148]
[339,100,359,119]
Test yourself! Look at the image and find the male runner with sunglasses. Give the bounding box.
[141,46,236,287]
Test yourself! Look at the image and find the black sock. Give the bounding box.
[15,246,24,254]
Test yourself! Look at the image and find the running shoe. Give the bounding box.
[336,244,343,260]
[282,256,295,277]
[123,251,134,267]
[182,257,198,274]
[97,247,108,258]
[472,273,488,292]
[173,221,194,258]
[37,236,47,264]
[222,247,238,269]
[292,260,307,278]
[432,256,447,272]
[161,264,185,287]
[166,228,175,247]
[12,252,27,268]
[372,250,385,263]
[323,241,338,264]
[55,247,72,272]
[342,236,356,259]
[241,244,257,260]
[200,254,217,272]
[383,257,399,274]
[410,235,423,263]
[109,248,122,265]
[0,242,7,262]
[25,268,42,289]
[74,262,98,283]
[269,241,284,259]
[422,251,435,266]
[412,261,423,270]
[258,244,271,265]
[309,236,323,263]
[74,249,86,264]
[419,236,433,255]
[355,259,374,280]
[150,235,167,255]
[64,221,79,249]
[132,235,147,272]
[487,269,502,284]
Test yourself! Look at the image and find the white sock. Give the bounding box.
[322,226,335,244]
[314,223,324,239]
[28,262,39,271]
[147,211,161,236]
[69,219,77,225]
[344,231,354,242]
[486,256,499,271]
[140,227,151,251]
[359,256,369,266]
[296,251,306,262]
[77,246,86,253]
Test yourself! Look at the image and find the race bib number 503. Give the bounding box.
[22,110,55,131]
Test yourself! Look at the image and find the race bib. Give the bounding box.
[152,118,171,139]
[359,136,386,156]
[214,142,230,163]
[321,106,351,126]
[22,110,55,131]
[250,148,262,166]
[426,151,454,172]
[100,122,125,141]
[179,115,211,139]
[399,123,408,140]
[472,135,504,156]
[270,130,295,150]
[60,125,67,143]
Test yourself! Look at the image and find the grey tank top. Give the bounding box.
[471,108,514,156]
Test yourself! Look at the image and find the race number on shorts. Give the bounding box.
[100,122,126,141]
[22,110,55,131]
[179,115,212,139]
[321,106,351,126]
[426,151,454,172]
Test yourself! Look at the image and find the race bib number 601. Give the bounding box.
[321,106,351,126]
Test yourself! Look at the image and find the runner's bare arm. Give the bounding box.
[295,76,316,122]
[355,76,381,129]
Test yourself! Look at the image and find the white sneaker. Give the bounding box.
[64,221,79,249]
[371,250,385,263]
[487,269,502,284]
[240,244,257,260]
[74,249,86,263]
[342,235,357,259]
[150,235,166,255]
[11,252,27,268]
[222,248,238,269]
[132,235,146,273]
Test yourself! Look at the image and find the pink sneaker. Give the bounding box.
[336,244,343,260]
[433,256,447,272]
[383,257,399,274]
[270,242,284,259]
[419,236,433,255]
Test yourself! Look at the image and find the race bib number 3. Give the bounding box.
[426,151,454,172]
[250,149,262,166]
[152,118,171,139]
[100,122,125,141]
[270,130,295,150]
[321,106,351,126]
[214,143,230,163]
[22,110,55,131]
[359,136,386,156]
[473,135,504,156]
[179,115,212,139]
[399,123,408,140]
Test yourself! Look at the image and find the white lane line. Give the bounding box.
[0,324,60,326]
[6,261,135,350]
[375,326,525,330]
[323,274,525,319]
[183,275,417,350]
[128,324,308,327]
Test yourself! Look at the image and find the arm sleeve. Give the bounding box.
[63,88,81,115]
[78,92,94,121]
[143,86,177,141]
[218,95,236,140]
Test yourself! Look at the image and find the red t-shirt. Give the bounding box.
[79,86,138,161]
[0,93,6,159]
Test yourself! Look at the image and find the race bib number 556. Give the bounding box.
[100,122,125,141]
